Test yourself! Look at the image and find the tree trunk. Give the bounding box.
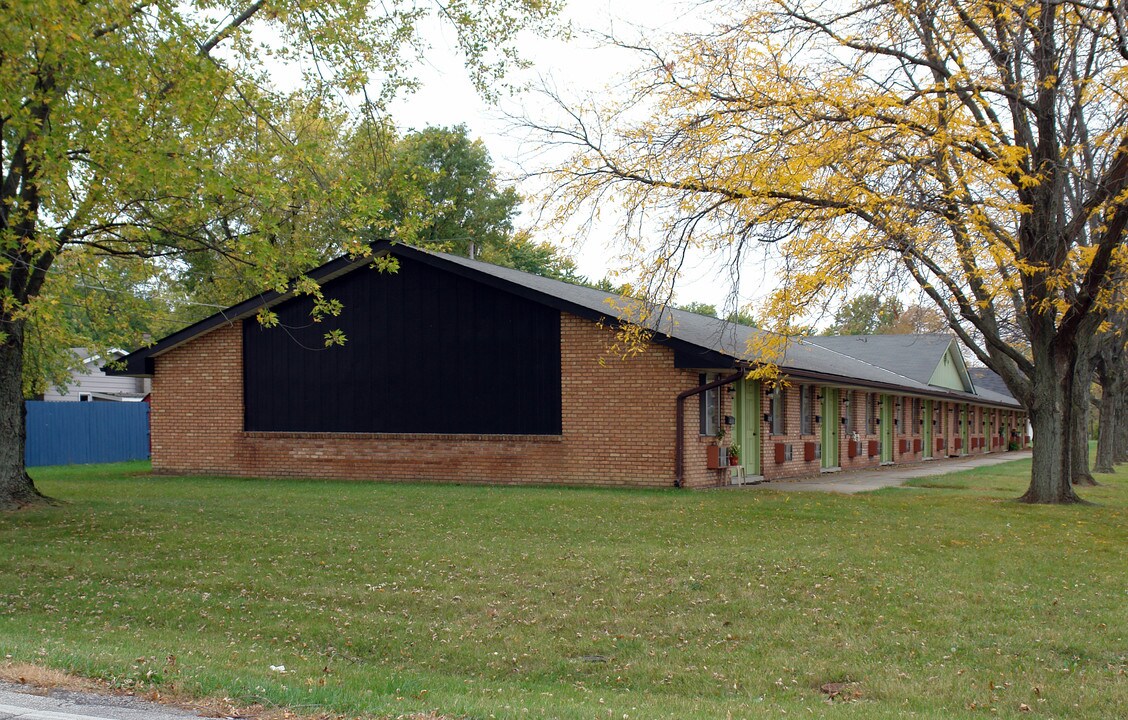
[1070,345,1097,485]
[1114,353,1128,465]
[1020,338,1084,504]
[1094,351,1119,474]
[0,319,52,510]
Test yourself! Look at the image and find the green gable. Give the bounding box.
[929,343,973,392]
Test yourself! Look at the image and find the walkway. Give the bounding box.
[750,450,1033,494]
[0,683,205,720]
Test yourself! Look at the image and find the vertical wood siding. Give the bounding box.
[242,258,562,434]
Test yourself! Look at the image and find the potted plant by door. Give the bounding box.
[728,444,740,466]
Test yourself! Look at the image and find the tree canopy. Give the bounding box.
[824,294,947,335]
[534,0,1128,503]
[0,0,560,508]
[825,294,903,336]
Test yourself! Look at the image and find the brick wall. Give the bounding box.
[150,315,1025,488]
[150,323,244,474]
[760,383,822,478]
[151,314,737,489]
[756,384,905,479]
[755,386,1018,481]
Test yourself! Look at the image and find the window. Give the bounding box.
[912,398,921,435]
[699,374,722,437]
[844,392,853,434]
[865,393,877,435]
[770,386,785,436]
[800,385,812,435]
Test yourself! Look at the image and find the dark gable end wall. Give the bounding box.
[242,258,562,435]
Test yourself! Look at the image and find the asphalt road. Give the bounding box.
[0,682,212,720]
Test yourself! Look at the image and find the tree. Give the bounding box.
[0,0,559,509]
[380,125,521,259]
[887,304,949,335]
[534,0,1128,503]
[169,100,375,316]
[725,309,758,328]
[1094,311,1128,474]
[479,231,582,281]
[375,126,581,277]
[22,253,186,399]
[173,122,576,307]
[824,294,902,335]
[678,301,718,317]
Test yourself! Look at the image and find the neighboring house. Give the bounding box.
[43,348,151,402]
[109,241,1028,489]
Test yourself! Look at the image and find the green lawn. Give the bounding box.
[2,459,1125,719]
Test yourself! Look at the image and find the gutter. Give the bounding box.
[674,370,745,488]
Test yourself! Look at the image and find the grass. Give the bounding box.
[1,458,1125,719]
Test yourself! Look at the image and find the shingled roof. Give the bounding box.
[110,241,1020,408]
[967,367,1016,402]
[801,334,956,385]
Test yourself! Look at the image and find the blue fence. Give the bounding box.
[25,401,150,467]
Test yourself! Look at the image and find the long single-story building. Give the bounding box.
[110,241,1028,488]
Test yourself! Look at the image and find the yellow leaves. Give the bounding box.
[598,295,655,361]
[256,309,280,329]
[323,329,347,347]
[531,0,1128,362]
[369,254,399,274]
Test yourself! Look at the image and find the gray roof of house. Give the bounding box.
[430,249,1018,406]
[801,334,955,385]
[109,241,1020,407]
[967,367,1013,398]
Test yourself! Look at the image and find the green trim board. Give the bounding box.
[821,388,839,469]
[734,379,762,476]
[880,394,895,462]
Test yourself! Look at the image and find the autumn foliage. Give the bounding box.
[536,0,1128,503]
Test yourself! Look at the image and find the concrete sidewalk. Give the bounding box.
[0,682,209,720]
[749,450,1033,494]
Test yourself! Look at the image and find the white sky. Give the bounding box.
[381,0,767,314]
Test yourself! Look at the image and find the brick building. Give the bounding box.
[111,242,1028,488]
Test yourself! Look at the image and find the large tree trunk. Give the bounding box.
[1020,337,1084,504]
[1114,353,1128,465]
[0,318,51,510]
[1118,404,1128,465]
[1070,344,1097,485]
[1094,350,1121,474]
[1094,387,1117,474]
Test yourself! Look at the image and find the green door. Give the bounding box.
[821,388,839,469]
[922,399,933,458]
[880,394,894,462]
[734,379,761,476]
[961,404,970,454]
